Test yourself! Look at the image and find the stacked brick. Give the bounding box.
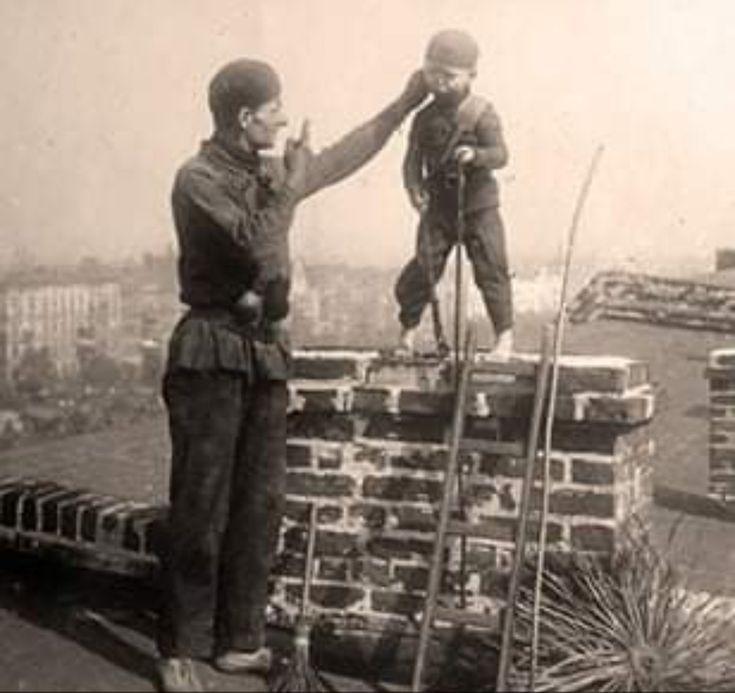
[707,348,735,502]
[569,270,735,332]
[0,348,656,638]
[0,477,161,578]
[271,349,655,632]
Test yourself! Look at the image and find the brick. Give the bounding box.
[353,557,392,586]
[317,557,351,582]
[0,480,42,528]
[708,377,735,392]
[302,584,365,610]
[395,565,429,591]
[472,354,649,394]
[363,476,442,503]
[352,387,396,414]
[476,455,565,482]
[316,447,343,470]
[316,530,360,557]
[569,391,654,425]
[292,352,369,380]
[469,480,519,512]
[466,516,564,545]
[286,443,312,469]
[38,490,84,533]
[571,459,616,485]
[709,349,735,368]
[286,473,355,497]
[392,506,438,532]
[371,590,424,616]
[60,493,98,541]
[287,413,355,441]
[397,390,453,416]
[466,544,498,571]
[366,358,446,389]
[353,443,389,470]
[571,524,616,552]
[78,497,120,542]
[363,415,447,444]
[272,552,305,578]
[96,502,139,545]
[349,504,388,530]
[368,536,434,560]
[549,490,616,518]
[710,471,735,482]
[711,455,735,472]
[123,506,164,553]
[710,420,735,432]
[293,387,348,413]
[710,448,735,465]
[476,567,508,599]
[19,482,62,531]
[389,447,447,472]
[710,394,735,406]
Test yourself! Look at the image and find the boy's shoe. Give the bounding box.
[156,658,204,693]
[214,647,273,675]
[398,327,417,354]
[490,329,514,360]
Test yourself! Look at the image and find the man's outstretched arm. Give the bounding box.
[298,71,428,199]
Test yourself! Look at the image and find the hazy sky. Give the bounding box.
[2,0,735,272]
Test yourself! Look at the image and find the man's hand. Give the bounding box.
[408,186,429,214]
[399,70,429,110]
[284,120,312,194]
[235,290,263,324]
[454,145,476,166]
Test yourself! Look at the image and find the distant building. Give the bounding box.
[0,267,122,383]
[716,247,735,272]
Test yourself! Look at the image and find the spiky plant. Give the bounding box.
[511,534,735,692]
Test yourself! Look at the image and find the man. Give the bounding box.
[158,58,427,692]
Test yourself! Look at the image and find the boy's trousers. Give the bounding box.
[157,370,287,659]
[395,206,513,334]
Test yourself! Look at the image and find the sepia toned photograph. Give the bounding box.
[1,1,734,691]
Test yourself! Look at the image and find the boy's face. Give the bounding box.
[422,60,474,98]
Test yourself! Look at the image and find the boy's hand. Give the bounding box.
[454,145,476,165]
[400,70,429,109]
[408,187,429,214]
[284,120,312,193]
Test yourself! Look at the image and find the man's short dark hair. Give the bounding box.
[208,59,281,131]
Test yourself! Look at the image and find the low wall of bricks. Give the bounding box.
[0,348,656,639]
[707,348,735,502]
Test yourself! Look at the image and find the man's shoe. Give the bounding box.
[214,647,273,675]
[156,658,204,693]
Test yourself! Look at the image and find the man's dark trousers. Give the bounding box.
[157,370,287,659]
[395,205,513,334]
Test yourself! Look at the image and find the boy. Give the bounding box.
[395,29,514,356]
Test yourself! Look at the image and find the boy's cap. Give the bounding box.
[208,59,281,129]
[425,29,479,70]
